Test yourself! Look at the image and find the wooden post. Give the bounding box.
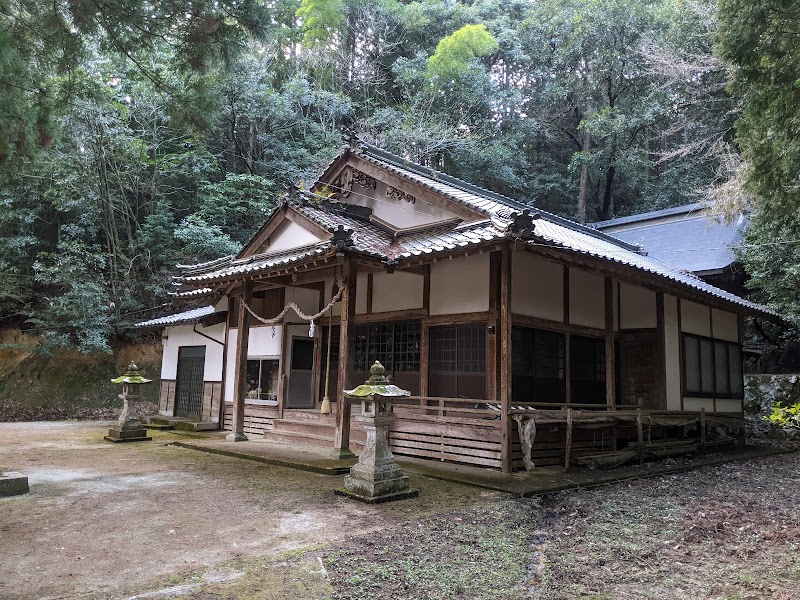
[604,277,616,409]
[227,280,253,442]
[656,292,667,410]
[332,262,357,459]
[700,407,706,450]
[499,246,513,473]
[636,408,644,465]
[564,407,573,472]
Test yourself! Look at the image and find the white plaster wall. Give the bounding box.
[684,397,714,412]
[214,296,229,311]
[712,309,739,342]
[161,323,225,381]
[569,268,605,328]
[619,283,656,329]
[344,179,459,230]
[663,294,682,411]
[283,286,321,324]
[325,273,368,317]
[512,252,563,322]
[372,271,424,313]
[267,220,323,253]
[716,398,743,413]
[224,326,283,403]
[429,253,490,315]
[681,300,711,336]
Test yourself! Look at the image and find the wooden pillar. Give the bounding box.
[332,262,357,459]
[227,280,253,442]
[604,277,616,409]
[487,251,501,406]
[499,247,513,473]
[419,265,431,399]
[655,292,667,410]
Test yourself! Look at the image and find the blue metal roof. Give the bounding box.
[596,207,748,275]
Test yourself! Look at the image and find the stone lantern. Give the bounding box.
[336,361,418,503]
[104,362,152,443]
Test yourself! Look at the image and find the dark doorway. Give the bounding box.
[618,330,661,409]
[286,338,315,408]
[175,346,205,418]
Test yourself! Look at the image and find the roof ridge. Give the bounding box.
[356,143,642,254]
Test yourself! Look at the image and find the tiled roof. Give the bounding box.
[175,242,336,284]
[135,306,216,328]
[171,144,776,319]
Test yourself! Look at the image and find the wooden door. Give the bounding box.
[286,338,315,408]
[175,346,205,418]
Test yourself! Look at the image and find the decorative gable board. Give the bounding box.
[317,155,481,233]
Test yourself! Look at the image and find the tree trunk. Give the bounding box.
[600,163,615,221]
[576,125,591,224]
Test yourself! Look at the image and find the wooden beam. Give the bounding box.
[332,262,357,459]
[604,277,616,409]
[420,264,431,398]
[499,246,513,473]
[227,281,253,442]
[354,308,428,324]
[512,313,605,339]
[563,265,570,324]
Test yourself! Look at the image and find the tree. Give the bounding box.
[717,0,800,325]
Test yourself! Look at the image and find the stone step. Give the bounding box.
[144,422,175,431]
[272,418,366,441]
[265,428,365,452]
[279,410,337,424]
[174,421,218,432]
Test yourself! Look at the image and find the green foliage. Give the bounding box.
[766,403,800,429]
[718,1,800,324]
[174,215,242,261]
[0,0,751,351]
[296,0,346,44]
[426,24,499,80]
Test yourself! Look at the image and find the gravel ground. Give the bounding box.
[1,421,798,599]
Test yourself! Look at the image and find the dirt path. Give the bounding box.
[2,422,798,600]
[0,422,496,599]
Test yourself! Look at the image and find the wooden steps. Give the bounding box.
[264,410,366,452]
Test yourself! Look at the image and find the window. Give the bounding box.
[321,321,422,397]
[512,326,565,403]
[429,324,487,399]
[683,334,743,397]
[569,335,606,404]
[245,359,280,404]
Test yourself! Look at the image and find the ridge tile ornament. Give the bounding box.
[104,363,153,443]
[336,361,419,503]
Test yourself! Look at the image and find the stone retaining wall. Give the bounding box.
[744,374,800,442]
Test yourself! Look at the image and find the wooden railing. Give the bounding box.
[391,396,502,425]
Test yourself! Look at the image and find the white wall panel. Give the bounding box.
[569,268,605,328]
[268,220,323,253]
[681,300,711,336]
[372,271,424,313]
[712,309,739,342]
[429,254,490,315]
[512,252,563,322]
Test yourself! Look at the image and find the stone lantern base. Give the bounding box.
[104,428,152,443]
[336,461,418,504]
[0,472,29,497]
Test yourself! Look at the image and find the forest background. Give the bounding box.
[0,0,797,355]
